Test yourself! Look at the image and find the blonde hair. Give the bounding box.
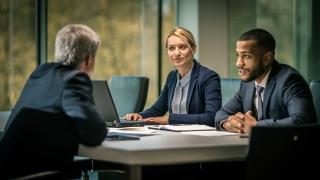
[165,26,197,55]
[54,24,100,68]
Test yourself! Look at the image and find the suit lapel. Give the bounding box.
[263,79,275,118]
[186,60,199,112]
[244,82,256,114]
[262,60,279,118]
[168,72,178,112]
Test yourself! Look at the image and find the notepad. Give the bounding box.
[148,124,216,132]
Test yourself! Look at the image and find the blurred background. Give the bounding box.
[1,0,319,111]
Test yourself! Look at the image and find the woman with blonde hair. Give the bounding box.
[125,27,221,126]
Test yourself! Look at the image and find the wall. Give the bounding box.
[177,0,228,77]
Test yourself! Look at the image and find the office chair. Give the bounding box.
[0,108,79,179]
[245,124,320,180]
[310,80,320,123]
[0,111,11,139]
[108,76,149,117]
[220,78,241,105]
[0,111,11,130]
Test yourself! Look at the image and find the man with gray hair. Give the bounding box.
[1,24,107,179]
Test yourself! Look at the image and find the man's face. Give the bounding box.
[235,40,266,82]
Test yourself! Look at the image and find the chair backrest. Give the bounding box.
[0,108,78,179]
[246,125,320,180]
[220,78,241,105]
[0,111,11,131]
[310,80,320,123]
[108,76,149,117]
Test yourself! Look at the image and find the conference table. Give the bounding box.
[78,128,249,180]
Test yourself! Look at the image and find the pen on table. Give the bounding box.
[239,134,249,138]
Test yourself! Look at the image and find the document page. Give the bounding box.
[108,127,159,136]
[148,124,216,132]
[181,130,239,137]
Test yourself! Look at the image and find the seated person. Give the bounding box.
[215,28,316,134]
[0,24,107,178]
[124,27,222,126]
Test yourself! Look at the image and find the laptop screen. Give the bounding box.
[91,80,120,126]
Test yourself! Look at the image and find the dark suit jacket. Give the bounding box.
[215,60,316,129]
[140,60,221,126]
[3,62,107,146]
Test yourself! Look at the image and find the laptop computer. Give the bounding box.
[91,80,156,127]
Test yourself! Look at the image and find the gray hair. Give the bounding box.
[54,24,100,68]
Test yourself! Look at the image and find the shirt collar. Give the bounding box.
[177,63,194,87]
[255,68,271,89]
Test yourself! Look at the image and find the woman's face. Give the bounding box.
[167,35,194,68]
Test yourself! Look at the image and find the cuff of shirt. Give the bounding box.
[219,119,228,130]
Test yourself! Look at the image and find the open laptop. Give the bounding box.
[91,80,157,127]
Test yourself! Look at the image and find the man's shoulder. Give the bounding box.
[62,69,91,85]
[31,62,72,77]
[31,62,60,76]
[273,62,305,81]
[32,62,90,84]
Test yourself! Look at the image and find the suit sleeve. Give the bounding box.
[139,74,171,118]
[215,83,244,129]
[62,72,107,146]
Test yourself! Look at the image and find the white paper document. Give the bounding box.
[108,126,159,136]
[148,124,216,132]
[181,130,240,137]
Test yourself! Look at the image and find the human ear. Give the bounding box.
[263,51,273,65]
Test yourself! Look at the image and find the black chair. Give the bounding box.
[0,108,78,179]
[245,125,320,180]
[108,76,149,117]
[310,80,320,123]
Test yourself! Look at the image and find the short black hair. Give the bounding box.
[238,28,276,54]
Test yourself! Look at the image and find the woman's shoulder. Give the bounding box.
[167,69,178,79]
[197,63,220,78]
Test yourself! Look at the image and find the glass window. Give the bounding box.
[228,0,256,78]
[161,0,176,89]
[256,0,294,66]
[0,0,36,110]
[48,0,175,108]
[228,0,294,77]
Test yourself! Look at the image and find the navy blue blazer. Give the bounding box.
[215,60,316,128]
[4,63,107,146]
[140,60,222,126]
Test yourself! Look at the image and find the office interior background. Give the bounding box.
[1,0,319,111]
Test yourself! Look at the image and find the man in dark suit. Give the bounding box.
[0,24,107,178]
[215,28,316,134]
